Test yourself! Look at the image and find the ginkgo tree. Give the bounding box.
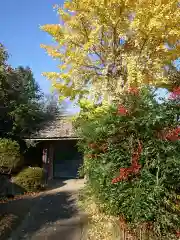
[41,0,180,102]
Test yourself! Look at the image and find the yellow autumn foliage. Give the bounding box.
[41,0,180,101]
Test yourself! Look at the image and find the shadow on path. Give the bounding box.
[0,194,39,240]
[8,179,87,240]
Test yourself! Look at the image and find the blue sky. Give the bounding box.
[0,0,64,94]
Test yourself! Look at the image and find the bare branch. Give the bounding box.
[91,46,106,65]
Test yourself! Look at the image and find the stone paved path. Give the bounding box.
[8,179,87,240]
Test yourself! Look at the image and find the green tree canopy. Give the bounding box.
[0,44,62,138]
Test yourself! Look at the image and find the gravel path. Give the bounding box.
[8,179,87,240]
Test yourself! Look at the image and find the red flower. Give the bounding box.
[127,87,139,95]
[88,143,98,149]
[176,231,180,238]
[112,177,120,183]
[162,127,180,141]
[117,105,128,116]
[112,141,142,184]
[169,87,180,99]
[119,168,130,180]
[131,163,141,174]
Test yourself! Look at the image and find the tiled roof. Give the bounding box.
[26,116,77,139]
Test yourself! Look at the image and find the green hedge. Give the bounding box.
[0,138,22,172]
[13,167,45,192]
[75,87,180,239]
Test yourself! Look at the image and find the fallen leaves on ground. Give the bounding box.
[79,197,120,240]
[0,214,18,238]
[0,192,40,203]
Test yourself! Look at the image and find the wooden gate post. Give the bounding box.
[48,144,54,180]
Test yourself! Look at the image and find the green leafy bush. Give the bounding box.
[0,138,22,172]
[14,167,44,192]
[75,87,180,239]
